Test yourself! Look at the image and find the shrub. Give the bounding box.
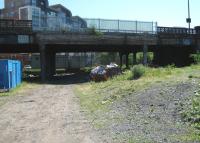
[190,52,200,64]
[88,27,103,37]
[181,90,200,133]
[131,64,146,79]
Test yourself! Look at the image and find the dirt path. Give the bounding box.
[0,84,101,143]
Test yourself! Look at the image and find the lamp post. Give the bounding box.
[186,0,191,34]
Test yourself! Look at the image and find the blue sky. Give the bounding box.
[0,0,199,27]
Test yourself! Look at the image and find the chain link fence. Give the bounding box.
[85,18,157,34]
[32,16,157,34]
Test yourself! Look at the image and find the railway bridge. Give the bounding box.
[0,19,200,81]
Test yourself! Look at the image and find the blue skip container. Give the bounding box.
[0,60,22,89]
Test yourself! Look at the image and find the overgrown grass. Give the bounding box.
[0,82,36,97]
[180,84,200,142]
[74,64,200,142]
[190,52,200,64]
[75,64,200,114]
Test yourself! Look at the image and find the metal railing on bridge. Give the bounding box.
[0,17,157,34]
[157,26,196,35]
[32,16,157,34]
[3,18,199,36]
[0,19,32,34]
[84,18,157,34]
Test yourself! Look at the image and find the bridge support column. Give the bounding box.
[119,53,123,68]
[49,51,56,77]
[125,53,129,69]
[132,52,137,65]
[40,44,56,82]
[196,39,200,52]
[40,44,47,82]
[143,44,148,65]
[152,46,160,66]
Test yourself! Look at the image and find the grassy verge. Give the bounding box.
[74,64,200,141]
[0,82,38,106]
[75,65,200,113]
[180,85,200,142]
[0,82,38,97]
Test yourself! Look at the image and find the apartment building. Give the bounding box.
[0,0,87,30]
[0,0,89,68]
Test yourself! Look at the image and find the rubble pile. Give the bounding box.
[90,63,121,82]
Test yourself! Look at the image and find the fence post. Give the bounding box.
[136,21,138,33]
[155,22,158,34]
[99,18,100,32]
[118,20,120,32]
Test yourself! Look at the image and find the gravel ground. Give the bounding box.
[0,75,102,143]
[0,73,199,143]
[94,79,200,143]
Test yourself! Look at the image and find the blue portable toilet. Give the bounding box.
[0,60,22,89]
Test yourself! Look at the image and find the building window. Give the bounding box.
[10,2,14,8]
[41,2,44,6]
[24,0,30,5]
[19,8,29,20]
[7,2,15,8]
[10,12,14,17]
[32,7,40,27]
[32,0,36,6]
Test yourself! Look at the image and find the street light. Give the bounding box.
[186,0,191,33]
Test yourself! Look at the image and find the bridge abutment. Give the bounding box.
[153,45,193,66]
[196,39,200,52]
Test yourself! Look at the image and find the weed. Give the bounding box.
[181,86,200,142]
[190,52,200,64]
[88,27,103,37]
[74,64,200,142]
[0,82,36,97]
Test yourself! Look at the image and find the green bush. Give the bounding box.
[88,27,103,37]
[190,52,200,64]
[131,64,146,79]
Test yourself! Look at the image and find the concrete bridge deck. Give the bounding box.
[0,19,200,81]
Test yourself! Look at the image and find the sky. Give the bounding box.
[0,0,199,27]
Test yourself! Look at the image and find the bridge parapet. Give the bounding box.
[157,26,196,35]
[35,32,157,46]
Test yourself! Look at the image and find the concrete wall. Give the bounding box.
[31,52,120,69]
[31,53,96,69]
